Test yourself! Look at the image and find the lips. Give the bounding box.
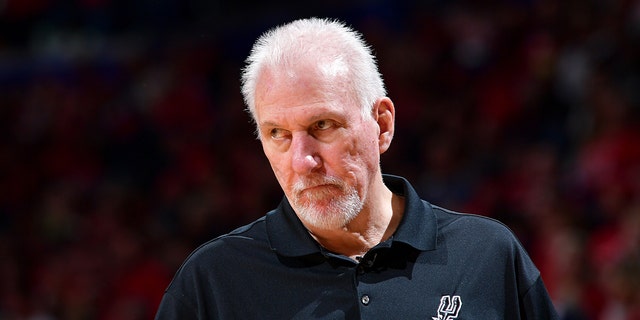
[303,183,333,192]
[294,180,344,203]
[297,183,336,197]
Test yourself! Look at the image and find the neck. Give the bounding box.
[306,186,405,260]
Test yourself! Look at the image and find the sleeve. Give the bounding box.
[520,276,559,320]
[509,233,559,320]
[154,290,198,320]
[497,217,559,319]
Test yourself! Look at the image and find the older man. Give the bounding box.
[155,18,559,319]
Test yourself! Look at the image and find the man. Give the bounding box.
[155,18,559,319]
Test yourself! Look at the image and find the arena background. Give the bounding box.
[1,0,639,319]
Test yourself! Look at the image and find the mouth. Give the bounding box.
[298,183,338,195]
[293,178,344,200]
[304,183,334,190]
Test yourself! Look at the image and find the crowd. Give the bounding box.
[1,0,639,319]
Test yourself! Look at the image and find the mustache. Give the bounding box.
[292,176,346,194]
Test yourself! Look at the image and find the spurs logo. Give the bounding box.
[432,295,462,320]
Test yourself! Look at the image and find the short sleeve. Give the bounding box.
[520,276,559,319]
[155,291,198,320]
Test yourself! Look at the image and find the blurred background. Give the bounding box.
[1,0,639,319]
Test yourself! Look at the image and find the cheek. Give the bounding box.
[356,128,381,158]
[358,145,381,173]
[340,135,380,173]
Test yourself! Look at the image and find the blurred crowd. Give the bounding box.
[1,0,639,319]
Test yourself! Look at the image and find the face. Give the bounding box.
[254,64,389,231]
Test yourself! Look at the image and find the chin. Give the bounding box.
[296,202,361,231]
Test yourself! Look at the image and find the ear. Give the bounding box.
[373,97,395,154]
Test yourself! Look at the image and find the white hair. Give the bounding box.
[240,17,387,124]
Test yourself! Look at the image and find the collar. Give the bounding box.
[266,174,438,257]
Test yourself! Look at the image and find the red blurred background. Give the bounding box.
[1,0,639,319]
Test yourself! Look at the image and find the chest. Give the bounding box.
[209,246,517,319]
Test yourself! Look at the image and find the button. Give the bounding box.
[360,294,370,305]
[363,259,374,268]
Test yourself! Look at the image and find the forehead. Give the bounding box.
[254,64,357,124]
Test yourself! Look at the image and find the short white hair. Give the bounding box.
[240,17,387,123]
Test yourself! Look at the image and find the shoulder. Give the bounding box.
[428,203,541,285]
[429,204,511,233]
[175,216,270,274]
[163,216,271,298]
[430,203,519,243]
[158,217,273,316]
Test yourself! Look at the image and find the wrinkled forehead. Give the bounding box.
[257,56,353,99]
[253,64,362,128]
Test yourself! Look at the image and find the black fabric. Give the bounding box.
[155,175,559,319]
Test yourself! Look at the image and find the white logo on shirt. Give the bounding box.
[432,295,462,320]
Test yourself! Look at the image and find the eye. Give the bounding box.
[269,128,288,140]
[313,120,333,131]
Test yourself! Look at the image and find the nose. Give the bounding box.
[290,133,322,174]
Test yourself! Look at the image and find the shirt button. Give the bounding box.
[363,259,374,268]
[360,294,370,305]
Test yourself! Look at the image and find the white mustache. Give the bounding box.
[292,176,345,195]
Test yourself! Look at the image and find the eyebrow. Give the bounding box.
[258,120,279,128]
[258,110,341,129]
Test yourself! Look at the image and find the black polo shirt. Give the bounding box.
[155,175,558,319]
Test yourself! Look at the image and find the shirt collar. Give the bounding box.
[266,174,438,257]
[383,174,437,251]
[266,197,322,257]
